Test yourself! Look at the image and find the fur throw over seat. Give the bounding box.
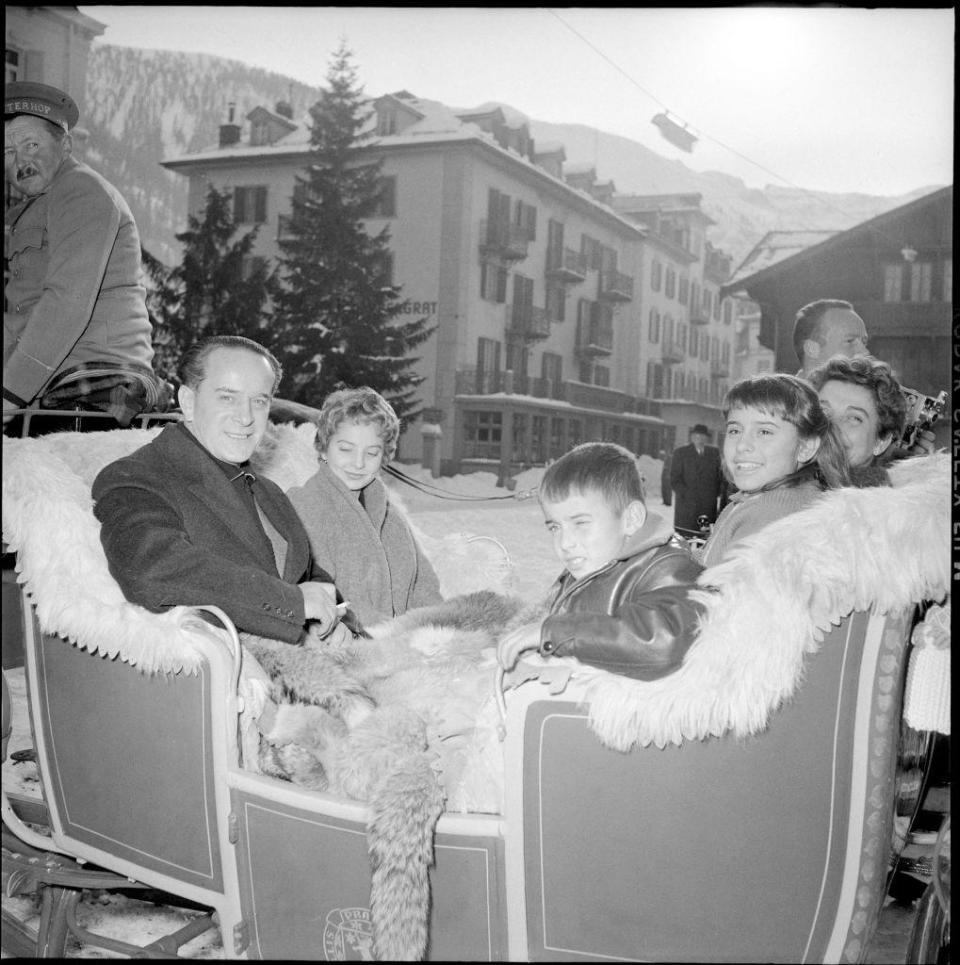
[576,452,950,751]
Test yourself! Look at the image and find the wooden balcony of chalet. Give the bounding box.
[857,300,951,338]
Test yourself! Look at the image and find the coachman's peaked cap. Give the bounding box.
[5,81,79,130]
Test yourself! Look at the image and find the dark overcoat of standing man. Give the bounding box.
[669,424,723,537]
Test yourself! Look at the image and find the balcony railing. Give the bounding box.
[575,314,614,356]
[454,369,566,401]
[689,306,710,325]
[506,302,551,340]
[479,218,529,261]
[857,300,951,337]
[546,246,587,283]
[454,369,662,416]
[662,338,684,364]
[598,269,634,302]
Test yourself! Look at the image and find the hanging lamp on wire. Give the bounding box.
[651,111,698,152]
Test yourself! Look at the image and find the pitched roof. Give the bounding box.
[723,185,952,294]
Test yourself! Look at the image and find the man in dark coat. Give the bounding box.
[669,424,723,538]
[92,335,345,644]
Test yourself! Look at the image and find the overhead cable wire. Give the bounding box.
[545,8,898,234]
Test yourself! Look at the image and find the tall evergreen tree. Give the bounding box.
[150,186,278,381]
[270,43,432,421]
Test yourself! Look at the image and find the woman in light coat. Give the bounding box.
[287,387,442,629]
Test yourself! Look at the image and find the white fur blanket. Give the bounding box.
[1,423,514,675]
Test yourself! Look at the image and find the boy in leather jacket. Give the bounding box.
[497,442,705,680]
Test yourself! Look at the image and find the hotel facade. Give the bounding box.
[163,93,744,475]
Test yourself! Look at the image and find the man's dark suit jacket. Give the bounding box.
[668,442,723,534]
[92,422,320,643]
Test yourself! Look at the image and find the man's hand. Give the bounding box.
[497,622,543,671]
[299,581,341,637]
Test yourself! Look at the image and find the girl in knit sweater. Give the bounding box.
[698,373,850,567]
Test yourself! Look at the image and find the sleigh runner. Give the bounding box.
[1,422,949,961]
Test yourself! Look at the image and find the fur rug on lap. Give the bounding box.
[244,590,539,961]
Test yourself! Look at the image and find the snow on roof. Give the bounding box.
[727,229,839,287]
[534,140,565,156]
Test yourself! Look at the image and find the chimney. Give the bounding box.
[219,102,241,148]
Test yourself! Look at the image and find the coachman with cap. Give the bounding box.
[3,81,163,432]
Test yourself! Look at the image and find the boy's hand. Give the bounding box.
[497,623,542,670]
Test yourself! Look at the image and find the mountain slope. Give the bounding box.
[82,44,939,268]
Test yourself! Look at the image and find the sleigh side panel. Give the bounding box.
[229,773,509,960]
[21,602,248,955]
[503,608,910,963]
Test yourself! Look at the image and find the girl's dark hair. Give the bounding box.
[539,442,644,512]
[722,373,851,489]
[177,336,283,394]
[314,386,401,462]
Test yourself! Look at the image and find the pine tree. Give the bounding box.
[150,185,279,381]
[269,43,432,421]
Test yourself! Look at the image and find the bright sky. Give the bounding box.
[78,6,954,197]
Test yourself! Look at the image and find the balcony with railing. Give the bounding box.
[453,369,662,418]
[479,218,529,261]
[454,368,566,401]
[506,302,550,341]
[575,309,614,357]
[545,246,587,283]
[856,300,951,337]
[662,338,684,364]
[598,269,634,302]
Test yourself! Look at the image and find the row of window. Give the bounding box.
[477,336,614,390]
[648,309,730,362]
[232,176,398,227]
[650,259,728,322]
[882,260,951,303]
[462,409,661,464]
[645,362,728,405]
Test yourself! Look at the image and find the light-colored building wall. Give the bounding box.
[5,6,105,128]
[165,99,742,473]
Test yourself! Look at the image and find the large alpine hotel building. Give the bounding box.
[163,92,752,475]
